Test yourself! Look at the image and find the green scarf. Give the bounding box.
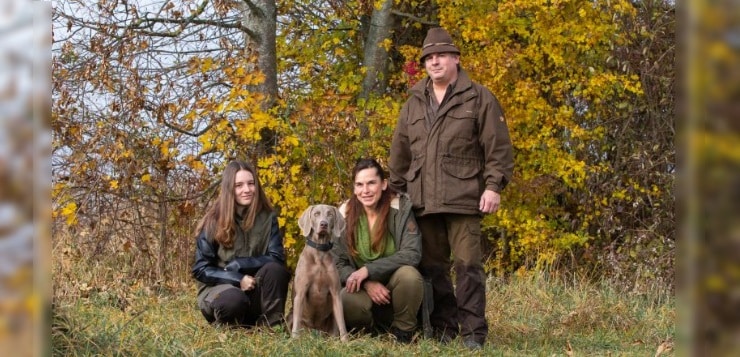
[355,214,395,267]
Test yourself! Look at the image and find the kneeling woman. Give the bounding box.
[191,160,290,327]
[332,158,424,343]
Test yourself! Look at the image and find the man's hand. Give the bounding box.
[479,189,501,214]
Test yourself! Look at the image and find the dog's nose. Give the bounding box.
[320,221,329,229]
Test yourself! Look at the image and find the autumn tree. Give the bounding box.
[404,0,674,289]
[53,0,286,282]
[53,0,675,292]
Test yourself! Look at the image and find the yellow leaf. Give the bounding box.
[285,135,299,147]
[160,139,171,156]
[61,202,77,226]
[141,174,151,183]
[202,57,213,72]
[257,156,274,168]
[109,180,119,190]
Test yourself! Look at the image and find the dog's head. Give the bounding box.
[298,204,345,240]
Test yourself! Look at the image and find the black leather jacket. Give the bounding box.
[191,211,286,289]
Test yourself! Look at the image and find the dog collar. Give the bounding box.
[306,239,333,252]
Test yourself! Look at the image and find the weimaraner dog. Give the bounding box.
[291,204,349,341]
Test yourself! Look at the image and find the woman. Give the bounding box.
[332,158,424,343]
[191,160,290,327]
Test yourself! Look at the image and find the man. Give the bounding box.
[388,27,514,349]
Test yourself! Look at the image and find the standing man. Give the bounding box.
[388,27,514,349]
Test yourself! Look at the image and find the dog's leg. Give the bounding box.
[291,262,308,339]
[291,290,304,338]
[328,266,349,342]
[330,284,349,342]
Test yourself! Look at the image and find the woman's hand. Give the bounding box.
[363,281,391,305]
[240,275,257,291]
[345,267,369,293]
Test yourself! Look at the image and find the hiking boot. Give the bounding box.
[463,338,483,350]
[390,327,414,344]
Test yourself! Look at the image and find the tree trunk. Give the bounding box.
[360,0,395,101]
[239,0,279,155]
[240,0,279,107]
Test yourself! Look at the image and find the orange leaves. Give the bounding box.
[225,66,265,88]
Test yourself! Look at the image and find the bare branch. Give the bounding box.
[390,9,438,26]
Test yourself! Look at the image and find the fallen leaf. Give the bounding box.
[655,340,673,356]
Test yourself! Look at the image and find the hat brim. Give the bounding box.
[420,45,460,62]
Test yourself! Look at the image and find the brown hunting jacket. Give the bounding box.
[389,69,514,216]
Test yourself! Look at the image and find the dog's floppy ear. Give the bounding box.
[298,206,314,237]
[332,206,346,237]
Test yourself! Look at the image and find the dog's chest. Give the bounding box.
[299,253,338,288]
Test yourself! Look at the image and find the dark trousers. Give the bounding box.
[417,214,488,344]
[199,261,290,327]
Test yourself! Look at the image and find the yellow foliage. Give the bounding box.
[60,202,78,226]
[159,139,171,157]
[51,0,669,279]
[427,0,645,273]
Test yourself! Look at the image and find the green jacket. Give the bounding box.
[389,69,514,216]
[331,194,421,284]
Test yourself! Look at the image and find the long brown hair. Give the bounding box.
[194,160,273,248]
[345,158,395,258]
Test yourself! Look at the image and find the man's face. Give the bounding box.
[423,52,460,84]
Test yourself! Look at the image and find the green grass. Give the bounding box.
[51,272,674,356]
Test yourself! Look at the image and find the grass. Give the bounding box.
[51,271,674,356]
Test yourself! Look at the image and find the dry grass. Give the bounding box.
[52,231,674,356]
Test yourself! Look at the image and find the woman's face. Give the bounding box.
[234,169,256,207]
[353,167,387,212]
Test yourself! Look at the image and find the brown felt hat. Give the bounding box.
[420,27,460,63]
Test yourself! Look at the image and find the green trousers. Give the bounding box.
[340,265,423,332]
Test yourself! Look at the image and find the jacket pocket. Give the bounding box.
[404,156,424,208]
[442,109,478,154]
[408,114,427,154]
[440,155,482,207]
